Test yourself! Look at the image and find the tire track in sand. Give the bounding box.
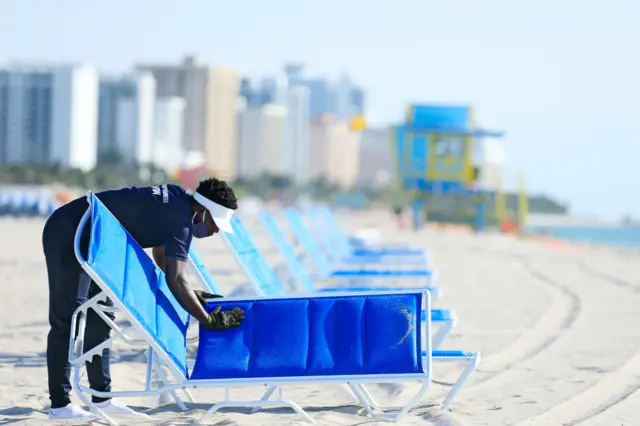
[511,350,640,425]
[458,257,581,389]
[577,261,640,293]
[511,261,640,426]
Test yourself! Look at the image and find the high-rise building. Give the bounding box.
[0,69,53,165]
[261,104,288,176]
[153,97,186,173]
[0,64,99,171]
[331,75,363,120]
[283,85,311,184]
[205,67,240,180]
[241,77,311,183]
[309,118,361,187]
[136,56,240,180]
[137,56,206,152]
[236,102,288,178]
[236,101,261,178]
[351,86,365,115]
[263,76,291,106]
[284,64,332,120]
[308,119,331,182]
[284,63,305,82]
[239,78,260,108]
[300,78,333,120]
[356,127,393,188]
[241,65,365,123]
[238,64,368,184]
[240,78,275,108]
[284,64,364,121]
[97,72,156,165]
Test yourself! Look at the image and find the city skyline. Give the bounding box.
[0,59,375,191]
[2,0,639,218]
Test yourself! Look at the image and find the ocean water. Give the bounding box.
[527,226,640,250]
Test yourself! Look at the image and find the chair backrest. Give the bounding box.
[221,216,287,297]
[319,206,360,248]
[191,290,428,380]
[282,208,334,278]
[305,206,352,261]
[188,247,223,294]
[83,193,190,378]
[259,212,316,293]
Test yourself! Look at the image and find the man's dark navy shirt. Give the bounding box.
[54,184,193,261]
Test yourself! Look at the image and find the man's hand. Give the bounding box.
[194,290,223,306]
[201,306,245,331]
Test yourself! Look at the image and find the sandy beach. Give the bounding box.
[1,209,640,425]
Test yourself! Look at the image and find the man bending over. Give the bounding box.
[42,177,244,420]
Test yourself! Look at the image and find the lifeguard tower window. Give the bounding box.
[435,139,464,158]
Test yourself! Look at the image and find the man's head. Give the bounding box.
[191,178,238,237]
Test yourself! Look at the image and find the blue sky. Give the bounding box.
[3,0,639,218]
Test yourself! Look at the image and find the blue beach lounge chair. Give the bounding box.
[282,208,440,294]
[256,211,456,349]
[216,214,478,409]
[70,192,478,425]
[306,205,431,267]
[188,246,223,294]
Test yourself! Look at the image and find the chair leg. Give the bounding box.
[441,354,481,410]
[249,385,277,414]
[73,365,118,425]
[355,384,403,412]
[182,388,196,403]
[197,398,317,425]
[347,383,378,417]
[152,356,187,411]
[340,383,360,403]
[348,381,431,422]
[70,309,119,425]
[395,382,431,421]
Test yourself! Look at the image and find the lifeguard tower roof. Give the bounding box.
[406,104,505,138]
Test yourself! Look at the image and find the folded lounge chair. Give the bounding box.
[70,192,477,425]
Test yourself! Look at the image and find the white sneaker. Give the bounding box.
[48,404,97,420]
[95,398,149,417]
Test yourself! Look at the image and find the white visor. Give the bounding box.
[193,191,235,234]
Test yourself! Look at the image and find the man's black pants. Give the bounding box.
[43,203,114,409]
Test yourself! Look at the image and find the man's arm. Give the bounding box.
[164,256,209,324]
[152,246,166,272]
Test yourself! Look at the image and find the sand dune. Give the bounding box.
[1,210,639,425]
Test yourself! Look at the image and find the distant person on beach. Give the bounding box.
[42,178,245,420]
[392,205,405,228]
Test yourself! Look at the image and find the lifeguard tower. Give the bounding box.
[392,104,506,231]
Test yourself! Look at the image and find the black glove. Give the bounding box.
[194,290,224,306]
[201,306,245,331]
